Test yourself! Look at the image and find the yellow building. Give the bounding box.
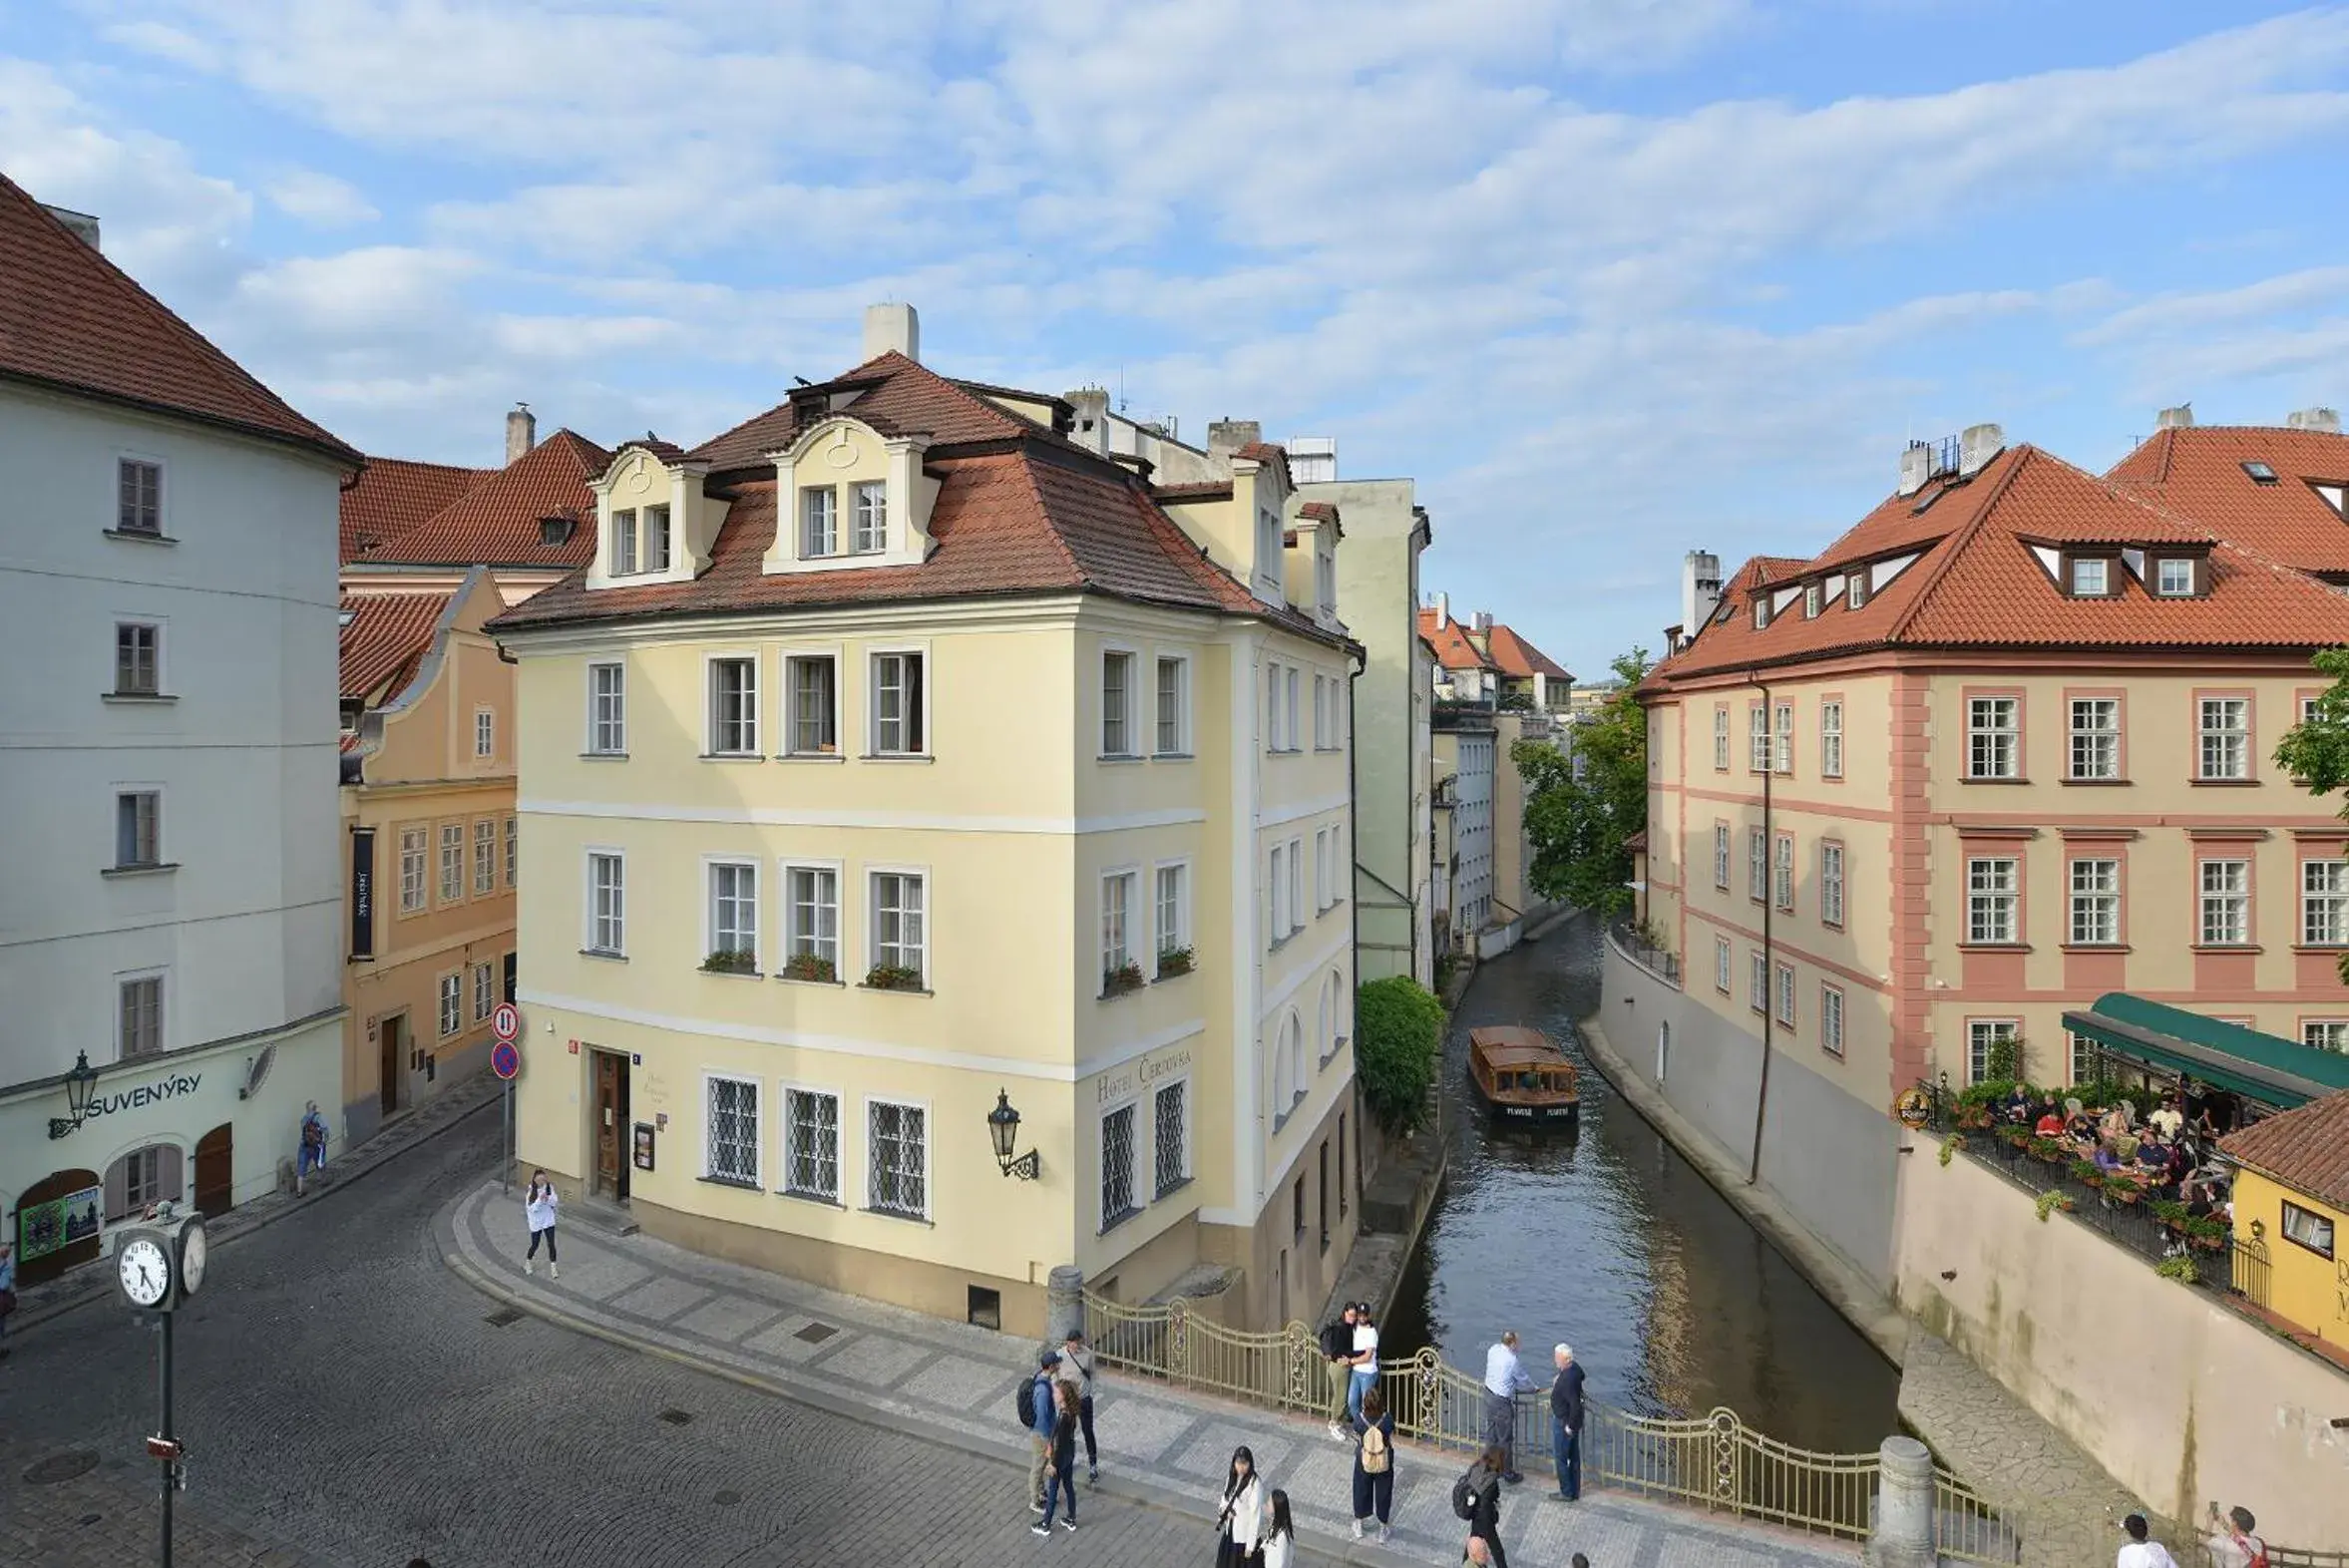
[489,307,1362,1336]
[337,569,519,1143]
[2221,1092,2349,1352]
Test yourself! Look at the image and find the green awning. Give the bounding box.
[2062,992,2349,1110]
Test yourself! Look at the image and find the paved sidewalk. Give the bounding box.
[442,1181,1858,1567]
[2,1435,317,1568]
[13,1073,505,1334]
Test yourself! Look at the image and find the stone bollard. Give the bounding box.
[1046,1265,1085,1346]
[1869,1435,1938,1568]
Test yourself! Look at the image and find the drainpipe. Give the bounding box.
[1748,670,1775,1187]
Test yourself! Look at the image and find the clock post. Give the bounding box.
[113,1202,205,1568]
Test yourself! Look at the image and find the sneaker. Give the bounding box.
[1328,1421,1348,1441]
[1377,1525,1391,1545]
[1030,1501,1046,1515]
[1058,1519,1076,1532]
[1087,1467,1098,1484]
[1351,1520,1365,1540]
[524,1261,533,1275]
[549,1264,560,1279]
[1030,1524,1049,1537]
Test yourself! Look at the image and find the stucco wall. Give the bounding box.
[1602,940,1900,1287]
[1895,1144,2349,1545]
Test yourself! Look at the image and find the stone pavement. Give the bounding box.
[2,1433,315,1568]
[444,1180,1861,1568]
[1897,1330,2152,1568]
[11,1070,506,1334]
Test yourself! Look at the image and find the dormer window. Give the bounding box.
[643,505,670,572]
[539,514,576,548]
[852,482,887,554]
[2154,557,2196,596]
[1803,584,1821,618]
[802,489,839,558]
[1753,596,1769,629]
[1847,575,1867,610]
[2068,557,2110,596]
[612,508,637,575]
[1257,508,1283,586]
[2243,461,2279,485]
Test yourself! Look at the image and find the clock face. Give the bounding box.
[179,1222,207,1295]
[118,1236,171,1307]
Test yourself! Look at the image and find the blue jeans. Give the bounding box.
[1041,1464,1078,1527]
[1552,1416,1580,1500]
[1348,1368,1375,1421]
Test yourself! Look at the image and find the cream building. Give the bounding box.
[491,308,1362,1335]
[1612,410,2349,1288]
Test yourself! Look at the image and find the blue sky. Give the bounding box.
[7,2,2349,677]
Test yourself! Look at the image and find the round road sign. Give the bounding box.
[492,1001,521,1043]
[491,1040,521,1081]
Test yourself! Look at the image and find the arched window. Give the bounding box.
[1317,980,1334,1065]
[106,1141,185,1222]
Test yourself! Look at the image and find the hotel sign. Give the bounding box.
[1096,1042,1195,1107]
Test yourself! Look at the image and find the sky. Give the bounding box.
[6,2,2349,678]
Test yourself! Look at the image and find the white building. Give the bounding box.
[0,180,359,1284]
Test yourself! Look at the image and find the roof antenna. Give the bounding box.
[1117,364,1127,415]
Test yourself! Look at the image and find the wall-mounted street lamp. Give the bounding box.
[48,1050,100,1140]
[987,1089,1040,1181]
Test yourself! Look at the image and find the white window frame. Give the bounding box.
[1269,842,1287,943]
[782,859,843,978]
[1748,827,1766,901]
[1713,823,1731,891]
[1265,660,1284,752]
[116,455,165,537]
[850,480,887,555]
[2198,858,2250,946]
[1773,962,1796,1027]
[587,660,626,754]
[1967,696,2020,780]
[1285,666,1301,753]
[1154,859,1191,969]
[1749,950,1766,1013]
[780,1082,843,1202]
[1772,702,1793,774]
[1713,706,1730,771]
[781,647,841,757]
[705,857,761,970]
[1967,1019,2019,1085]
[2070,857,2121,946]
[704,649,761,757]
[611,506,637,576]
[1820,841,1845,927]
[868,645,930,758]
[865,1095,931,1219]
[1315,827,1334,913]
[437,970,463,1038]
[438,820,465,905]
[2300,1020,2349,1055]
[504,816,518,889]
[1772,833,1794,912]
[1288,835,1305,934]
[1820,983,1844,1058]
[399,826,428,914]
[867,865,929,986]
[474,706,496,760]
[1749,702,1768,773]
[1100,645,1139,759]
[586,848,626,956]
[2154,557,2195,597]
[704,1072,761,1187]
[1154,653,1191,756]
[1100,867,1139,985]
[116,968,166,1060]
[1966,856,2019,944]
[2303,859,2349,947]
[2069,557,2109,596]
[2068,698,2120,781]
[800,485,839,559]
[472,960,496,1022]
[114,618,164,696]
[2197,696,2250,781]
[473,818,497,896]
[1714,936,1732,993]
[642,503,671,573]
[1819,699,1842,778]
[114,786,163,870]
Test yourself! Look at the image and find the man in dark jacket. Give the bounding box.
[1549,1344,1587,1501]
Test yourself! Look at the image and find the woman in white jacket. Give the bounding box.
[523,1171,560,1279]
[1214,1446,1263,1568]
[1259,1488,1297,1568]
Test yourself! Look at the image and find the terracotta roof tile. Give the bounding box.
[2108,425,2349,574]
[1484,622,1571,681]
[2220,1091,2349,1209]
[339,456,492,562]
[1415,608,1493,671]
[340,590,453,700]
[0,172,358,465]
[353,431,608,568]
[687,352,1031,474]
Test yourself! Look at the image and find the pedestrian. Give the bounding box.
[2203,1503,2266,1568]
[1214,1445,1264,1568]
[1261,1488,1296,1568]
[1057,1327,1099,1481]
[1024,1350,1060,1515]
[523,1170,560,1278]
[1549,1343,1586,1501]
[1351,1382,1395,1543]
[1033,1378,1080,1536]
[0,1239,16,1362]
[296,1100,329,1196]
[1465,1443,1510,1568]
[1348,1301,1379,1422]
[2117,1512,2179,1568]
[1571,1556,1590,1568]
[1482,1331,1534,1482]
[1323,1302,1360,1440]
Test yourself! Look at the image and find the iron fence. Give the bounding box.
[2197,1541,2349,1568]
[1081,1292,2018,1560]
[1609,922,1682,987]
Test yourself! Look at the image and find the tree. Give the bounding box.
[1355,976,1445,1133]
[1514,646,1652,921]
[2274,645,2349,981]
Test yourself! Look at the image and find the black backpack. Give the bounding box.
[1451,1462,1486,1521]
[1016,1375,1039,1429]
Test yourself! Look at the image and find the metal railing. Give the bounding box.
[2228,1234,2272,1310]
[2198,1541,2349,1568]
[1080,1292,2018,1561]
[1609,921,1682,987]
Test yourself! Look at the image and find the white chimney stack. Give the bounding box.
[1958,422,2005,478]
[506,404,537,466]
[1897,443,1932,498]
[2156,406,2194,430]
[1433,591,1449,629]
[863,302,920,364]
[2286,407,2342,434]
[1683,550,1723,634]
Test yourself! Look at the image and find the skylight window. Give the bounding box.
[1911,485,1944,516]
[2242,461,2279,485]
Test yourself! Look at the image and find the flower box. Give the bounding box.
[863,964,925,992]
[1101,962,1145,998]
[1155,945,1196,980]
[781,953,837,983]
[701,949,759,976]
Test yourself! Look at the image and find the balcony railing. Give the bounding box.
[1610,921,1682,988]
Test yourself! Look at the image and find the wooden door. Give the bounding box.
[593,1051,628,1199]
[194,1124,232,1217]
[379,1015,402,1115]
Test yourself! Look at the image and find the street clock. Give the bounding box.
[112,1207,206,1313]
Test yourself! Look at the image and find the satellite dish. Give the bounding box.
[239,1044,277,1101]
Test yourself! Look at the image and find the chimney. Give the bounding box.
[1066,387,1111,454]
[2156,406,2194,430]
[862,302,920,364]
[1683,550,1723,633]
[1473,610,1493,634]
[1207,419,1262,465]
[1897,442,1932,498]
[1957,422,2004,478]
[41,204,100,249]
[1433,591,1449,629]
[2287,407,2343,434]
[505,404,537,466]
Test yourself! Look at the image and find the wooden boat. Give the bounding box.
[1468,1025,1580,1127]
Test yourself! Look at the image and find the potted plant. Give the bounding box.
[1101,960,1145,998]
[2183,1215,2229,1252]
[781,952,837,983]
[2109,1180,2143,1207]
[863,963,925,991]
[2027,1136,2066,1165]
[701,948,758,976]
[2069,1158,2105,1190]
[2154,1254,2199,1286]
[2149,1198,2190,1233]
[1155,945,1195,980]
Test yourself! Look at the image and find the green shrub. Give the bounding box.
[1356,976,1445,1134]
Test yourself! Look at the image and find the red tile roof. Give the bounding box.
[688,351,1033,474]
[1416,608,1493,672]
[2109,425,2349,575]
[1485,622,1571,682]
[350,431,608,569]
[1652,444,2349,685]
[340,456,492,562]
[0,172,358,465]
[340,590,454,701]
[2220,1090,2349,1210]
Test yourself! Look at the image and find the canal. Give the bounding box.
[1380,913,1902,1454]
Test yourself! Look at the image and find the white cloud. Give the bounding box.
[265,169,379,225]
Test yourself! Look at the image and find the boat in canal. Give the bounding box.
[1467,1024,1580,1127]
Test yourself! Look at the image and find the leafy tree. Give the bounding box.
[1355,976,1445,1133]
[1514,647,1652,920]
[2275,644,2349,981]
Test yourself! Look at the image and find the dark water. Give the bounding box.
[1380,915,1902,1454]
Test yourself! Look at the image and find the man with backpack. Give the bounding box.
[1020,1350,1059,1514]
[1322,1303,1359,1440]
[2204,1503,2268,1568]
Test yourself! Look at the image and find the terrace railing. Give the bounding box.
[1608,921,1682,988]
